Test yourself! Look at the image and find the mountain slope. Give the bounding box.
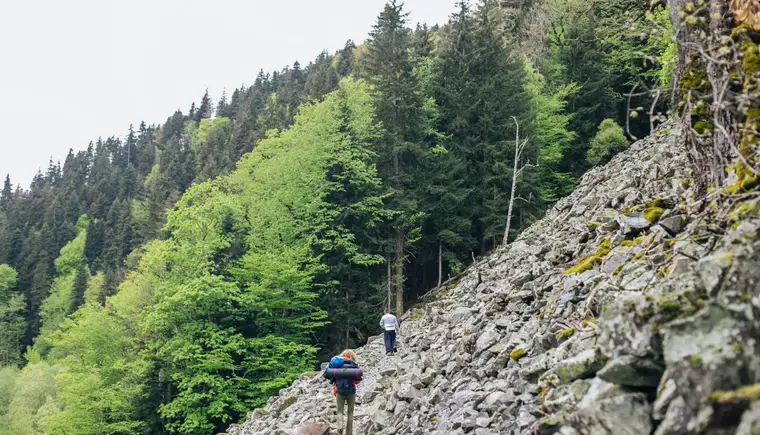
[222,124,760,435]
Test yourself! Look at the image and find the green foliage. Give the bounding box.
[36,219,89,355]
[41,304,147,435]
[0,264,17,301]
[117,78,389,434]
[523,58,579,201]
[587,119,629,165]
[0,265,23,366]
[0,294,25,366]
[0,361,62,435]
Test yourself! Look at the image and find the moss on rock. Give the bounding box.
[510,348,526,361]
[555,327,575,341]
[709,384,760,404]
[644,207,665,222]
[564,239,612,275]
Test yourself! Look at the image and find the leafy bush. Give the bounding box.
[587,119,629,166]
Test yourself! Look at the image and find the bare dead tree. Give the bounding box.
[503,116,534,245]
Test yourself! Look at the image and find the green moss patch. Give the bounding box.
[510,348,526,360]
[564,239,612,275]
[709,384,760,404]
[408,308,424,321]
[644,207,665,222]
[555,327,575,341]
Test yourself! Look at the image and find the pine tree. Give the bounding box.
[364,0,429,316]
[304,51,339,100]
[69,262,89,313]
[1,175,13,211]
[124,124,138,167]
[336,40,357,77]
[195,89,213,122]
[136,121,157,176]
[0,264,24,366]
[216,89,231,118]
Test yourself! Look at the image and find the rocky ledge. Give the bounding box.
[223,125,760,435]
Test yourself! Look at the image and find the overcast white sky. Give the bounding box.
[0,0,451,188]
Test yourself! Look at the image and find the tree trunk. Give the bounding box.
[504,117,522,246]
[394,230,404,317]
[386,252,392,313]
[503,152,519,245]
[345,291,350,348]
[437,240,443,288]
[667,0,736,192]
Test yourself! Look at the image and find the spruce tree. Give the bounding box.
[216,89,230,118]
[69,262,89,313]
[1,175,13,211]
[304,51,339,100]
[195,89,213,122]
[336,40,356,77]
[364,0,429,315]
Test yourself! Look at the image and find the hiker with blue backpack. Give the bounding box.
[323,349,362,435]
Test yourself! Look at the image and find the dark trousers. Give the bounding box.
[336,394,355,435]
[384,330,396,353]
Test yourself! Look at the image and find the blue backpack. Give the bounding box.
[324,356,360,395]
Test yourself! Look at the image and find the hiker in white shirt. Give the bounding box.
[379,312,400,355]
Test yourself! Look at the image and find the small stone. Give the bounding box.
[668,256,692,279]
[553,348,604,384]
[476,416,491,428]
[659,215,686,235]
[618,212,652,235]
[292,422,329,435]
[697,252,735,295]
[395,383,422,401]
[597,356,664,388]
[736,401,760,435]
[479,391,516,412]
[653,379,677,420]
[517,409,538,427]
[452,390,482,408]
[447,307,473,325]
[475,328,501,355]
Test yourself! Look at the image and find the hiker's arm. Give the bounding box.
[379,318,384,329]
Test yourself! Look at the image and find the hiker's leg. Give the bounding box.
[336,394,345,430]
[345,394,356,435]
[383,331,392,353]
[389,330,397,353]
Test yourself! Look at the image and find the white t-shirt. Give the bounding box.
[380,313,400,332]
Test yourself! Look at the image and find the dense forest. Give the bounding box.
[0,0,675,433]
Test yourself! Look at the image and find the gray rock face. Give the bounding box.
[736,401,760,435]
[658,214,686,235]
[618,212,652,235]
[597,355,663,387]
[221,125,760,435]
[292,422,329,435]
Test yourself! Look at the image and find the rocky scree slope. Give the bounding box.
[223,126,760,435]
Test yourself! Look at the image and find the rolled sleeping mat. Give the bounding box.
[324,367,363,380]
